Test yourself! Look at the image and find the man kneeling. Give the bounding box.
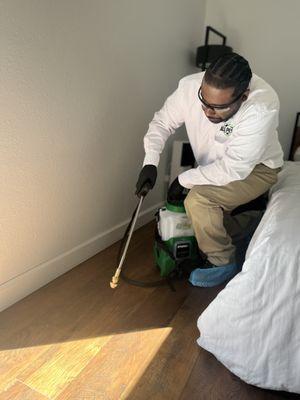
[135,53,283,287]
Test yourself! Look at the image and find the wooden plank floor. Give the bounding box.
[1,222,299,400]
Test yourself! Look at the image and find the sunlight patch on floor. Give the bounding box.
[1,327,173,399]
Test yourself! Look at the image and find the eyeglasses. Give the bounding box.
[198,86,245,112]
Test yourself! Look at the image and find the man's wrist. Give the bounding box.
[143,151,160,167]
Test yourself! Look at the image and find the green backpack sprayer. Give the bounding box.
[153,202,200,277]
[110,184,203,290]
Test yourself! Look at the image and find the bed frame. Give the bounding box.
[289,112,300,160]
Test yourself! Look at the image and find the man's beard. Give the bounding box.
[207,116,223,124]
[207,109,238,124]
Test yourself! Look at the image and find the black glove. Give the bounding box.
[167,177,187,205]
[135,164,157,197]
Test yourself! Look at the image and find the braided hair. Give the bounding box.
[204,52,252,97]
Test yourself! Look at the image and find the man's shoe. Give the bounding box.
[189,260,240,287]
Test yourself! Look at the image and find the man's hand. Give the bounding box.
[167,177,187,205]
[135,165,157,197]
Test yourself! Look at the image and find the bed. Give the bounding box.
[197,161,300,394]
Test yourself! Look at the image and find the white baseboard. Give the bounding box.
[0,201,163,312]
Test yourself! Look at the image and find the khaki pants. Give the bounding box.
[184,163,282,266]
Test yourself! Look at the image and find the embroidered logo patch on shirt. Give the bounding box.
[220,123,234,136]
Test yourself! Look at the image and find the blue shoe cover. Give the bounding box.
[189,263,240,287]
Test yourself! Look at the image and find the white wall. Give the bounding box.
[204,0,300,157]
[0,0,206,310]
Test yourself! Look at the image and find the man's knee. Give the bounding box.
[184,186,211,213]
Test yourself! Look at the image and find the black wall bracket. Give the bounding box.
[196,26,233,70]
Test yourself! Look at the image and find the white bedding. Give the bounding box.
[197,161,300,393]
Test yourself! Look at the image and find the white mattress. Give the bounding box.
[197,161,300,393]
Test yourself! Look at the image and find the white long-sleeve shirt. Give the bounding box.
[143,72,284,188]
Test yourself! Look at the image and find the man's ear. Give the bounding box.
[242,88,250,101]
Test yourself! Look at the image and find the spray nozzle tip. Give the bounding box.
[110,275,119,289]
